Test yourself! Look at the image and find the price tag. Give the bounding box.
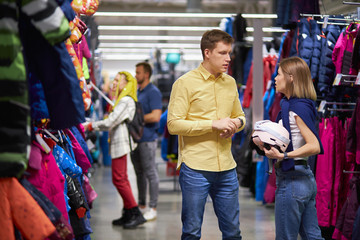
[318,100,326,113]
[356,72,360,85]
[333,73,342,86]
[323,16,329,29]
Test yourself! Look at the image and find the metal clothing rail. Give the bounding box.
[343,1,360,5]
[333,73,360,86]
[89,81,114,107]
[300,13,355,21]
[318,100,356,113]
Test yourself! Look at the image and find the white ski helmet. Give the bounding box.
[251,120,290,153]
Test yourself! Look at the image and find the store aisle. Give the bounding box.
[89,155,276,240]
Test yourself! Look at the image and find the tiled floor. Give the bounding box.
[88,154,276,240]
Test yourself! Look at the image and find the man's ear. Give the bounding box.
[204,49,210,59]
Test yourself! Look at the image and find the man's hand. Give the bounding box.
[212,118,237,138]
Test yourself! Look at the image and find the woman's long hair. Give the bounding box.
[279,57,317,101]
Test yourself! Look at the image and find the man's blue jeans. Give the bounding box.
[179,163,242,240]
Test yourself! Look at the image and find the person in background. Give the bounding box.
[264,56,324,240]
[83,72,146,229]
[131,62,162,221]
[167,29,245,240]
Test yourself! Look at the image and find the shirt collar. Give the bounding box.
[139,82,152,92]
[198,63,224,81]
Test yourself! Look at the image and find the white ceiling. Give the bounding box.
[93,0,277,75]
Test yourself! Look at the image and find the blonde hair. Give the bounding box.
[279,57,317,101]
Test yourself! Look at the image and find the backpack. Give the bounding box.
[126,101,144,143]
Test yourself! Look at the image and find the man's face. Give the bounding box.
[135,65,146,85]
[205,41,232,75]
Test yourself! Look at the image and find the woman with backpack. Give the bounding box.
[83,71,146,229]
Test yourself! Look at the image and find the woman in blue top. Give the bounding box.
[264,56,324,240]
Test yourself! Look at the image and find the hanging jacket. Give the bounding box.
[317,24,342,101]
[346,92,360,165]
[298,18,313,67]
[332,24,359,75]
[26,141,68,222]
[310,19,322,81]
[0,0,73,178]
[20,178,74,240]
[0,177,55,240]
[64,128,91,173]
[18,0,85,130]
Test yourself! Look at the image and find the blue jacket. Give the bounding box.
[310,19,322,80]
[317,24,342,101]
[298,18,313,67]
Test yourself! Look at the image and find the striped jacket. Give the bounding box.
[0,0,69,177]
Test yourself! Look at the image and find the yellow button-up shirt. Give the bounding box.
[167,64,246,171]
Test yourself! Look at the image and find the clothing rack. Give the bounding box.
[318,100,356,112]
[333,73,360,86]
[300,13,354,21]
[326,108,354,112]
[317,21,349,26]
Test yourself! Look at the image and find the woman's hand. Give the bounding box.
[82,122,91,131]
[264,146,283,160]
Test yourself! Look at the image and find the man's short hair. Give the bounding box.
[200,29,234,59]
[136,62,153,79]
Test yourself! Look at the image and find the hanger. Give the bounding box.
[343,169,360,174]
[42,128,59,143]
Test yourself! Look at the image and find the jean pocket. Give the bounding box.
[290,175,311,201]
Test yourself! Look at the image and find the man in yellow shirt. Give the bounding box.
[167,29,245,239]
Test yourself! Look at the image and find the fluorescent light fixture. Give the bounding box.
[102,54,151,60]
[99,25,219,31]
[95,12,278,19]
[101,53,202,61]
[95,12,235,18]
[98,48,201,54]
[99,42,200,49]
[99,35,201,41]
[244,36,274,42]
[241,14,277,18]
[246,27,288,32]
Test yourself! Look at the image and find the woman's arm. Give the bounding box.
[264,115,320,160]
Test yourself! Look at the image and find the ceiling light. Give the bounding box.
[98,48,201,54]
[95,12,278,19]
[98,25,219,31]
[99,42,200,49]
[99,35,201,41]
[241,14,277,18]
[246,27,288,32]
[95,12,235,18]
[101,54,202,61]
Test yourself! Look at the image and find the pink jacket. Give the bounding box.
[26,141,68,221]
[332,24,359,75]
